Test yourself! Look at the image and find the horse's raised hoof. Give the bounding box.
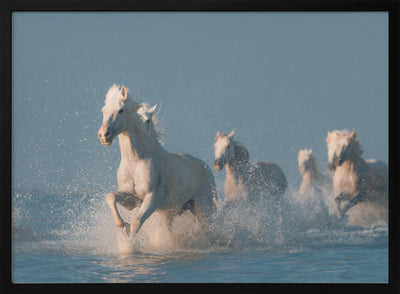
[121,222,131,237]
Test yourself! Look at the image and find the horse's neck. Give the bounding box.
[337,156,366,175]
[118,127,164,163]
[301,172,312,183]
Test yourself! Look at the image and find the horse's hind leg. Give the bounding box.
[192,197,216,229]
[106,191,142,230]
[164,200,195,233]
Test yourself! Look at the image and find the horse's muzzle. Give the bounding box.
[214,160,224,170]
[327,162,336,171]
[98,126,113,146]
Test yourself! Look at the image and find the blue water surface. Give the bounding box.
[13,246,388,283]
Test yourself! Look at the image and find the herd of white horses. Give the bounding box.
[98,84,388,238]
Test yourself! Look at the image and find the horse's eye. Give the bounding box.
[119,109,123,114]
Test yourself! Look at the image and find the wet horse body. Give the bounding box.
[98,84,217,236]
[326,130,388,220]
[214,131,287,203]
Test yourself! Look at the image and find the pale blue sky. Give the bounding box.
[12,12,388,194]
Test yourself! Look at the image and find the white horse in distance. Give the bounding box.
[297,148,335,216]
[213,130,287,203]
[98,84,217,237]
[326,129,388,224]
[298,149,332,197]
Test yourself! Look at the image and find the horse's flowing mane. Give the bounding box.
[138,102,164,144]
[347,133,363,156]
[105,84,127,104]
[232,141,250,162]
[326,129,363,163]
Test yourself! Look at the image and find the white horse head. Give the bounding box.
[213,130,235,170]
[98,84,161,146]
[298,148,314,175]
[326,129,363,171]
[98,84,132,146]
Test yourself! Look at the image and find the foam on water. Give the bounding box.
[12,182,388,257]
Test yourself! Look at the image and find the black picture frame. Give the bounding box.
[1,0,399,292]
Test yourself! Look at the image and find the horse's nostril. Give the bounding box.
[104,131,111,137]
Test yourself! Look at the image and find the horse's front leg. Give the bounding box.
[106,191,142,229]
[335,193,348,218]
[129,192,158,236]
[339,192,365,218]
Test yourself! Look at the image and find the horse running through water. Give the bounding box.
[326,129,388,220]
[213,130,287,202]
[298,149,331,197]
[98,84,217,237]
[297,148,335,217]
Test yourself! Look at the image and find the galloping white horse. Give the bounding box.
[326,129,388,220]
[213,130,287,202]
[98,84,217,237]
[298,149,331,197]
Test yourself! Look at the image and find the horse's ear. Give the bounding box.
[228,129,235,139]
[120,85,128,101]
[350,130,358,139]
[148,104,158,114]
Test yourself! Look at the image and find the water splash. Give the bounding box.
[12,183,388,256]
